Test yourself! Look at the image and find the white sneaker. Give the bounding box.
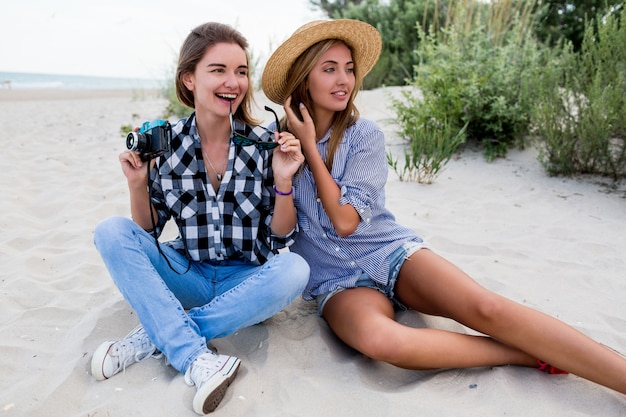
[184,352,241,414]
[91,326,160,381]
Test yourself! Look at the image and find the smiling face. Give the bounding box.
[306,42,355,122]
[182,42,249,120]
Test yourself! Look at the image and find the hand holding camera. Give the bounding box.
[126,120,172,161]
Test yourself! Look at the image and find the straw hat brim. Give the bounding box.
[261,19,382,104]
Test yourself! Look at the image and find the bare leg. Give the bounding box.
[322,249,626,394]
[393,249,626,394]
[323,287,534,370]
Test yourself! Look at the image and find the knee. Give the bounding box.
[274,251,310,293]
[470,293,510,325]
[356,332,400,363]
[93,216,135,251]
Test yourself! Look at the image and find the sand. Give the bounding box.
[0,87,625,417]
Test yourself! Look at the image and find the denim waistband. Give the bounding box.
[316,240,426,316]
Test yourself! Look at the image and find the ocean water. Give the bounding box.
[0,71,166,90]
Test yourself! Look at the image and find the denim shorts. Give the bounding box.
[315,241,426,316]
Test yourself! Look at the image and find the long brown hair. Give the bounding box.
[175,22,258,125]
[284,39,363,172]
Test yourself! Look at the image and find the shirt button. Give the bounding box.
[322,233,327,238]
[316,197,321,202]
[334,247,340,252]
[350,261,356,266]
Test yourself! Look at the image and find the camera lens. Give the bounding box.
[126,131,143,151]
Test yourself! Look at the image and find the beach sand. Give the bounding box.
[1,87,625,417]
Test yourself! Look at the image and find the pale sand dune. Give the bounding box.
[0,88,625,416]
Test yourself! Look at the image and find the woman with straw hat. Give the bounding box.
[262,19,626,396]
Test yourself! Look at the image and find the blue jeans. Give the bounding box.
[94,216,309,373]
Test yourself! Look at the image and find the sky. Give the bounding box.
[0,0,326,80]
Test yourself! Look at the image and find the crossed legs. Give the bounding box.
[322,249,626,394]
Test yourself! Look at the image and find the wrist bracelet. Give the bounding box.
[273,185,294,196]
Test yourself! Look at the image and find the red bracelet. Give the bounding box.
[273,185,294,196]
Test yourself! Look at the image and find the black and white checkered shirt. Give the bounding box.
[148,113,296,265]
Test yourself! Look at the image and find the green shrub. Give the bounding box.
[119,123,134,138]
[387,105,467,183]
[426,26,543,156]
[533,7,626,178]
[163,80,192,119]
[388,1,545,185]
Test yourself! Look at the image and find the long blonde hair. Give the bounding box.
[283,39,363,172]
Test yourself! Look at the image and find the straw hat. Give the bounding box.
[261,19,382,104]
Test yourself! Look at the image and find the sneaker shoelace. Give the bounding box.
[184,353,223,388]
[111,328,158,371]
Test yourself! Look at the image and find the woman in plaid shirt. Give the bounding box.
[90,22,309,414]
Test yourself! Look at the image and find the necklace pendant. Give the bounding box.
[216,173,223,181]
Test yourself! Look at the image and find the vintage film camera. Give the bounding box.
[126,120,172,161]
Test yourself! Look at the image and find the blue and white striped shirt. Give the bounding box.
[289,118,423,299]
